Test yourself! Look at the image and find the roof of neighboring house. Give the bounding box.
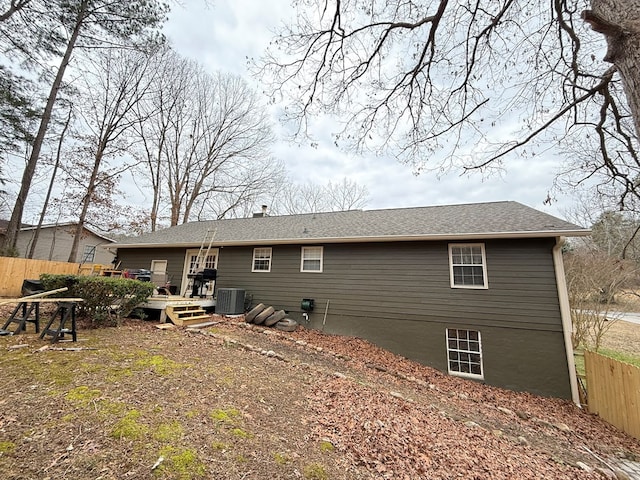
[18,222,115,243]
[112,201,590,249]
[0,219,33,234]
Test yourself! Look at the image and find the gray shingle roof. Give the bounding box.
[114,201,588,248]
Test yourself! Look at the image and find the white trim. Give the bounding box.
[553,237,581,406]
[300,246,323,273]
[252,247,272,272]
[151,259,167,273]
[448,243,489,289]
[446,328,484,380]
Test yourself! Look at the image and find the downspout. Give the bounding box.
[552,236,580,406]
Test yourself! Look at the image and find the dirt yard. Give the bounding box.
[0,316,639,480]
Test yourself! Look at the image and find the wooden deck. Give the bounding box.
[141,295,215,323]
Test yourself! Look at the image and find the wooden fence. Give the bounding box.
[0,257,103,297]
[585,350,640,440]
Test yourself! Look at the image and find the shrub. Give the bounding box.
[40,274,154,327]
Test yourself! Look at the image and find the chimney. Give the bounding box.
[253,205,268,218]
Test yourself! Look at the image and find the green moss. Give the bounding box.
[106,366,133,381]
[65,386,102,406]
[273,452,291,465]
[134,354,182,375]
[110,410,148,440]
[230,428,252,439]
[158,446,205,478]
[153,421,184,442]
[211,441,229,451]
[319,440,335,453]
[185,409,199,419]
[303,463,328,480]
[209,408,241,424]
[96,399,128,417]
[0,441,16,454]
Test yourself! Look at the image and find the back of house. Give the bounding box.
[112,201,589,401]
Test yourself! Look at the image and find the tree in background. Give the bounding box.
[63,47,157,262]
[269,177,368,214]
[564,248,636,350]
[0,0,168,252]
[132,47,283,228]
[257,1,640,211]
[590,211,640,262]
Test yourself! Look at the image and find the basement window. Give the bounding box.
[446,328,484,380]
[448,244,488,289]
[301,246,323,272]
[252,247,272,272]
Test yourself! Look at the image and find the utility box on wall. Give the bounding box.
[216,288,245,315]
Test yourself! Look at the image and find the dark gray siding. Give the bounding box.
[116,247,187,290]
[214,238,571,399]
[116,238,571,398]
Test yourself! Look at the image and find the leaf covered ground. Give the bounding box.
[0,316,639,479]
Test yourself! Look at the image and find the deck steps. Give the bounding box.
[165,304,211,326]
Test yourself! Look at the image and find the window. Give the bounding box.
[449,244,488,289]
[81,245,96,263]
[252,247,272,272]
[301,246,323,272]
[446,329,483,379]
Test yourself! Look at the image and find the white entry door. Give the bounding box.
[180,249,218,296]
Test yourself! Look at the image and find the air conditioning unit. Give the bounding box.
[216,288,246,315]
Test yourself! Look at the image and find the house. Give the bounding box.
[112,201,590,401]
[13,223,115,264]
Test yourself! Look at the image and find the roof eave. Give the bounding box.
[113,229,590,249]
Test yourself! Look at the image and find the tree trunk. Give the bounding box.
[68,146,104,263]
[588,0,640,138]
[28,106,72,258]
[2,2,87,253]
[0,0,30,22]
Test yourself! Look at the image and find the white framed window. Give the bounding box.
[446,328,484,379]
[252,247,272,272]
[81,245,96,263]
[301,246,323,272]
[448,243,488,289]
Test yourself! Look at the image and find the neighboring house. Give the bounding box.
[14,223,115,264]
[112,201,590,401]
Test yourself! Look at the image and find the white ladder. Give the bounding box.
[194,229,216,272]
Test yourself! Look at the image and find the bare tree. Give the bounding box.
[0,0,168,252]
[325,178,369,211]
[133,49,282,227]
[564,248,636,350]
[132,46,188,231]
[257,1,640,208]
[270,176,368,214]
[64,47,157,262]
[27,103,73,259]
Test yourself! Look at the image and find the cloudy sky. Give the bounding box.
[162,0,577,220]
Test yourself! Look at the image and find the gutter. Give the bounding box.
[552,236,580,406]
[112,229,590,249]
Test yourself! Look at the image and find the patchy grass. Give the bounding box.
[598,348,640,368]
[0,318,638,479]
